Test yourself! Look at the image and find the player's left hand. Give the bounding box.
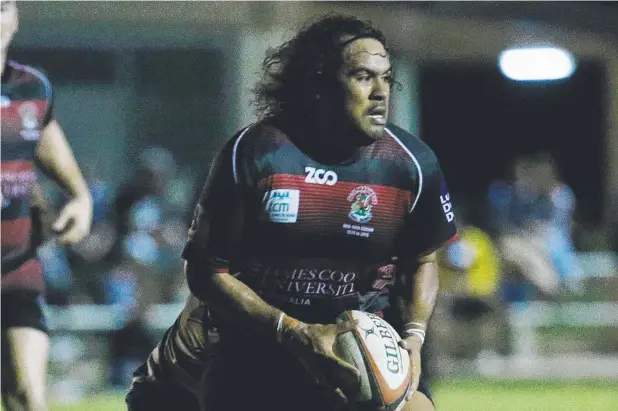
[398,335,422,401]
[52,196,93,244]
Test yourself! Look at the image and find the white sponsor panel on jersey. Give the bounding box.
[262,189,300,223]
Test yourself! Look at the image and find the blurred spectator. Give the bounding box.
[38,240,74,306]
[488,153,583,301]
[32,182,75,306]
[108,306,154,388]
[114,146,177,237]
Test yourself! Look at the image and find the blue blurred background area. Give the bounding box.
[6,1,618,407]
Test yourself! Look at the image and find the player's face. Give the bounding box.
[1,0,18,54]
[338,38,391,141]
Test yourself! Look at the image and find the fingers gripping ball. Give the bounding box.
[335,310,411,411]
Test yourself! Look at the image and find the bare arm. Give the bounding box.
[184,262,283,335]
[35,119,92,243]
[401,251,439,329]
[35,119,91,201]
[396,251,440,401]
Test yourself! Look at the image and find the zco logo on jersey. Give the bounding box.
[304,167,337,186]
[262,189,300,223]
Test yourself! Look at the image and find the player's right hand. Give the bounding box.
[280,320,361,398]
[52,196,93,244]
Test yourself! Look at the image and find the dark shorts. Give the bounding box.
[197,339,433,411]
[1,290,48,395]
[1,290,47,333]
[126,365,200,411]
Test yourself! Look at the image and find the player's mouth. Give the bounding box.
[367,106,387,125]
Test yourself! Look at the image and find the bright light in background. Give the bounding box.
[499,47,576,81]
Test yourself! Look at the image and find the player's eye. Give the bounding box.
[382,73,394,85]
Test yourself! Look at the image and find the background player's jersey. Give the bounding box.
[1,61,53,292]
[183,122,457,324]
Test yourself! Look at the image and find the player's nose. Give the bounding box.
[370,79,389,101]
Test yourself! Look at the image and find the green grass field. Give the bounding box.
[43,380,618,411]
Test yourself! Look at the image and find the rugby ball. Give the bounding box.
[334,310,411,411]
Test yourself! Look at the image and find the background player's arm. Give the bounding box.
[35,119,92,244]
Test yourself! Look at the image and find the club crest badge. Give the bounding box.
[347,185,378,223]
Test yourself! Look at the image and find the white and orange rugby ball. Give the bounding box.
[335,310,411,411]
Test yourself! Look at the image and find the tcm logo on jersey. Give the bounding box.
[304,167,337,186]
[262,189,300,223]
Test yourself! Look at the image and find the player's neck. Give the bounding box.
[278,116,363,164]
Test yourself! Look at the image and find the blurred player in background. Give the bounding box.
[181,15,457,411]
[1,1,93,410]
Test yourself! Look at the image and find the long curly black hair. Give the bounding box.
[253,14,391,121]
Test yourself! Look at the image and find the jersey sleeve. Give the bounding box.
[32,65,55,127]
[181,137,246,274]
[42,78,54,127]
[398,156,457,258]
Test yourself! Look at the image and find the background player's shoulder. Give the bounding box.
[385,123,438,166]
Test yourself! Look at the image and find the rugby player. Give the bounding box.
[127,14,457,411]
[182,15,457,411]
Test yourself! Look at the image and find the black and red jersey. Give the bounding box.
[182,121,457,324]
[1,61,53,292]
